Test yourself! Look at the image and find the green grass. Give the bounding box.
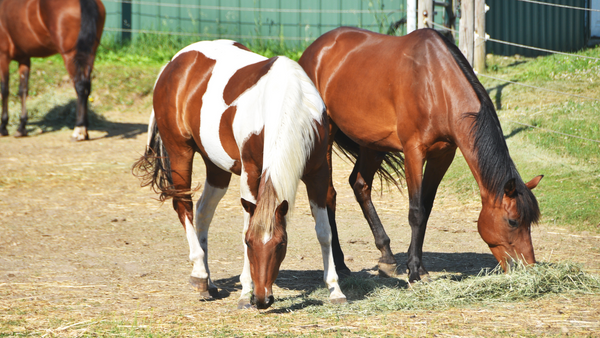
[97,32,305,67]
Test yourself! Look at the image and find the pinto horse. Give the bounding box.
[133,40,346,309]
[0,0,105,140]
[298,27,543,283]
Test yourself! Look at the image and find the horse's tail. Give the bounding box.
[333,129,405,190]
[74,0,101,74]
[131,111,177,202]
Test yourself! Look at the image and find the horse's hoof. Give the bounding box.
[237,298,255,310]
[71,127,89,141]
[378,262,403,278]
[0,129,8,136]
[330,297,347,305]
[70,134,89,142]
[14,130,28,138]
[419,273,432,283]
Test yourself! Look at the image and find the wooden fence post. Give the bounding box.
[459,0,474,66]
[418,0,434,29]
[474,0,486,73]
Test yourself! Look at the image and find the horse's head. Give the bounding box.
[241,198,289,309]
[477,175,543,270]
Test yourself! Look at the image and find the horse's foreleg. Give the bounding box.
[404,145,456,283]
[325,121,351,276]
[349,147,399,277]
[238,166,259,309]
[0,57,9,136]
[408,149,457,281]
[304,168,346,304]
[188,174,229,299]
[15,60,30,137]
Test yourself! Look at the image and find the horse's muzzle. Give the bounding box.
[251,294,274,309]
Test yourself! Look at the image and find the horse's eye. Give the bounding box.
[508,219,518,228]
[277,242,286,249]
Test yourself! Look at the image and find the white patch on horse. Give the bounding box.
[310,201,346,302]
[185,217,207,279]
[232,57,325,221]
[262,232,272,244]
[172,40,267,172]
[239,170,256,300]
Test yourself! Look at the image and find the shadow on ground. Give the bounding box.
[29,100,146,139]
[212,251,498,307]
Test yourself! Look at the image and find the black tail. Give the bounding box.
[333,130,405,190]
[74,0,100,72]
[132,116,177,202]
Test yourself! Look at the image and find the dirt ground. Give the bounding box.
[1,107,600,337]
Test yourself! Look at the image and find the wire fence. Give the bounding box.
[428,1,599,145]
[101,0,598,144]
[517,0,600,12]
[102,0,411,48]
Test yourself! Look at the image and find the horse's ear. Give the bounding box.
[504,178,516,197]
[241,198,256,216]
[525,175,543,190]
[276,200,289,218]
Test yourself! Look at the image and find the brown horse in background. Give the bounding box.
[299,27,543,283]
[0,0,105,140]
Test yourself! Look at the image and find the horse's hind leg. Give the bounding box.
[0,56,9,136]
[188,159,231,299]
[61,52,91,141]
[349,147,399,277]
[14,60,30,137]
[303,165,346,304]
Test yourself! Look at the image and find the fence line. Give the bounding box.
[103,0,404,14]
[485,37,600,61]
[502,119,600,144]
[478,74,600,102]
[428,21,600,62]
[516,0,600,13]
[104,27,314,41]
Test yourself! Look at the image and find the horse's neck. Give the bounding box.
[452,100,515,202]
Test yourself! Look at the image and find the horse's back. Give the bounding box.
[154,40,327,183]
[299,27,478,152]
[154,41,270,173]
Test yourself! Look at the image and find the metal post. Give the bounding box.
[474,0,486,73]
[459,0,474,66]
[122,0,132,43]
[407,0,417,33]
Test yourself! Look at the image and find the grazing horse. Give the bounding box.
[298,27,543,283]
[0,0,105,140]
[133,40,346,309]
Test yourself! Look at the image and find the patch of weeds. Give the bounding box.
[307,262,600,314]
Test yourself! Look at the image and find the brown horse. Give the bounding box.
[298,27,543,283]
[133,40,346,309]
[0,0,105,140]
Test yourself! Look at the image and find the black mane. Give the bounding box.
[433,30,540,225]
